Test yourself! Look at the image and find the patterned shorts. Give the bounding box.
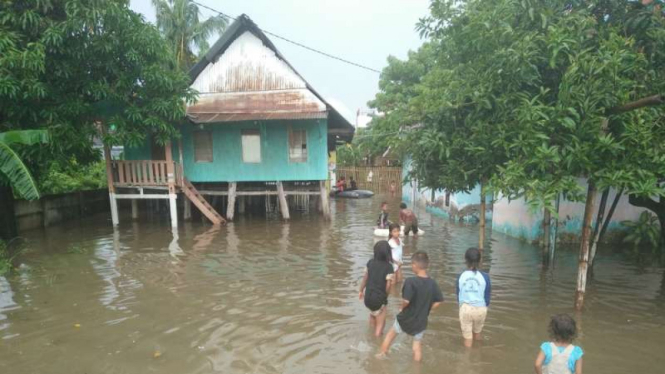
[459,304,488,340]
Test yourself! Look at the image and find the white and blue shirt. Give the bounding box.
[456,270,491,307]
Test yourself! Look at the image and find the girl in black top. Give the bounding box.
[359,241,395,337]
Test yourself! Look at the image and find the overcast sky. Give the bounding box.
[129,0,430,123]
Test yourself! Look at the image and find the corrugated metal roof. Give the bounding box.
[187,14,354,142]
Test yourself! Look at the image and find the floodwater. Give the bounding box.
[1,196,664,374]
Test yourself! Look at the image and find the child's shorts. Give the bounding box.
[368,304,386,317]
[393,319,424,341]
[459,303,488,339]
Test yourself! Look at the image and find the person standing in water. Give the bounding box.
[377,202,391,229]
[456,247,491,348]
[349,176,358,190]
[359,241,395,337]
[377,251,443,362]
[388,223,403,283]
[399,202,419,236]
[535,314,584,374]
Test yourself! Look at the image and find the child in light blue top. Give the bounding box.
[535,314,584,374]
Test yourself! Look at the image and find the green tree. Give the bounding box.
[152,0,228,71]
[0,0,196,238]
[381,0,665,309]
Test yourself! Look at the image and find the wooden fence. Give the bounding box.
[335,167,402,194]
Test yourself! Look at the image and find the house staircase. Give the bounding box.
[181,178,226,225]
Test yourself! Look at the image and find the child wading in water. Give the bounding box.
[377,251,443,362]
[534,314,584,374]
[388,223,403,283]
[377,202,391,229]
[456,247,491,348]
[399,202,419,236]
[359,241,395,337]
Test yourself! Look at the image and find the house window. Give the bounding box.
[288,127,307,163]
[193,131,213,163]
[241,129,261,163]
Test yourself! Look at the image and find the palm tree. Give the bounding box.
[152,0,228,71]
[0,130,49,200]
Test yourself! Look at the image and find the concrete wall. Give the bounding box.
[401,158,491,222]
[492,181,646,243]
[14,190,109,232]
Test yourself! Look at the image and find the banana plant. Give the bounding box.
[0,130,49,200]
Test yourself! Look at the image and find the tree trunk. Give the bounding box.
[575,183,597,310]
[589,189,610,267]
[599,188,623,243]
[0,186,17,240]
[542,207,551,260]
[549,195,561,264]
[479,182,486,250]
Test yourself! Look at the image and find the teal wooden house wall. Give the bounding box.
[125,119,329,182]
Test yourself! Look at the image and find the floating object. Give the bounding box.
[330,189,374,199]
[374,226,425,237]
[153,351,162,358]
[74,323,81,328]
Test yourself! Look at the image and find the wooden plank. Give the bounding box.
[118,162,125,185]
[320,180,330,219]
[115,194,171,199]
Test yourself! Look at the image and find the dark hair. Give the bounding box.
[412,251,429,269]
[465,247,481,272]
[374,240,393,263]
[388,223,401,240]
[350,176,354,180]
[400,202,407,209]
[548,314,577,343]
[381,201,388,207]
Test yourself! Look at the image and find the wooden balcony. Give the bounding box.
[111,160,183,187]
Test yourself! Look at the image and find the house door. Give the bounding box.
[151,137,166,160]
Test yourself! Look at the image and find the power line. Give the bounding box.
[191,1,382,74]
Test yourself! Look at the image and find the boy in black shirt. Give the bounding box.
[377,251,443,362]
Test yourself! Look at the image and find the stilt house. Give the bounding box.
[103,14,354,227]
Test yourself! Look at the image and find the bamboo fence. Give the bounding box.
[335,166,402,194]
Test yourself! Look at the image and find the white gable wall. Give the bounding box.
[192,31,315,94]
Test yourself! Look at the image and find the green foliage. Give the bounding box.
[375,0,665,216]
[622,211,661,249]
[0,0,196,179]
[0,130,49,200]
[152,0,228,71]
[39,159,106,195]
[0,239,9,275]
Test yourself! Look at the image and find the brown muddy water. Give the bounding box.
[1,196,664,374]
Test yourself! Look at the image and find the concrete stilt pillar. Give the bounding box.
[226,182,237,221]
[131,199,139,220]
[319,181,330,220]
[277,181,290,220]
[169,194,178,228]
[110,193,119,226]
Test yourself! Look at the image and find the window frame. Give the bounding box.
[192,130,214,163]
[287,126,308,163]
[241,129,262,164]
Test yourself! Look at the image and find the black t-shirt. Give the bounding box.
[396,276,444,335]
[364,259,394,311]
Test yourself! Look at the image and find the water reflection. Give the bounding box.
[0,276,19,336]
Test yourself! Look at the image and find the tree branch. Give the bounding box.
[606,94,664,115]
[628,194,661,213]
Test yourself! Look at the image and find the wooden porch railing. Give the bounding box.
[111,160,183,187]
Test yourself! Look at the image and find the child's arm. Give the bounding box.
[399,299,409,312]
[574,357,583,374]
[385,278,394,294]
[534,351,545,374]
[431,302,442,310]
[359,272,368,300]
